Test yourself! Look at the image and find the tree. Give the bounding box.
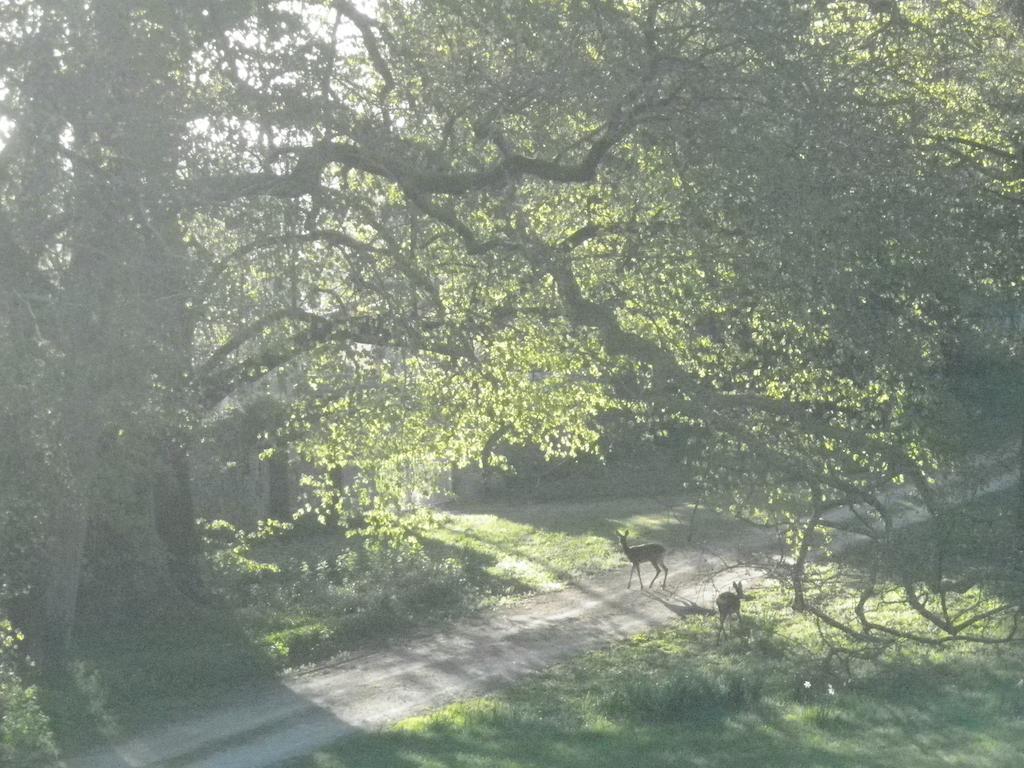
[1,0,209,655]
[0,0,1021,660]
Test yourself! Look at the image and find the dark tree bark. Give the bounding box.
[267,446,292,523]
[153,440,204,601]
[1017,411,1024,560]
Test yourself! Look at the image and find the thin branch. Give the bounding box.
[333,0,395,94]
[190,228,380,314]
[195,307,473,405]
[930,133,1017,162]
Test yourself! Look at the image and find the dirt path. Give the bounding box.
[65,470,1016,768]
[64,536,763,768]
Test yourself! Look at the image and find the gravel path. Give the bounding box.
[66,469,1016,768]
[64,535,763,768]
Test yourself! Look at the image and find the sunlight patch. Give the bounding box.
[491,557,560,590]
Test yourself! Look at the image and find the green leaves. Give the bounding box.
[2,0,1022,655]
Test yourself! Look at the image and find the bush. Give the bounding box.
[0,620,57,768]
[602,659,766,724]
[262,624,332,664]
[200,515,479,668]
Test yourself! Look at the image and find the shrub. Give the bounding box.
[603,661,766,724]
[262,624,332,664]
[0,619,57,768]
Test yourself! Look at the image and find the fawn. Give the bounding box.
[617,529,668,589]
[715,581,745,639]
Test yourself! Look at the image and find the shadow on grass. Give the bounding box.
[419,532,556,596]
[424,521,615,586]
[49,594,277,758]
[60,673,363,768]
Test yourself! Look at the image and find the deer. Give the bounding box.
[715,581,745,640]
[617,529,668,589]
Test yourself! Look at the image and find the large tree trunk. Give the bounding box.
[39,222,111,660]
[267,446,292,522]
[1017,409,1024,556]
[153,439,204,600]
[0,213,57,647]
[39,491,90,661]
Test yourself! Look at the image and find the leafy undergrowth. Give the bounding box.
[288,586,1024,768]
[0,619,56,768]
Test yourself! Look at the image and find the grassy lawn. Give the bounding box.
[287,587,1024,768]
[423,495,749,600]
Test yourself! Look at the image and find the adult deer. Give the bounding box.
[617,529,668,589]
[715,581,745,640]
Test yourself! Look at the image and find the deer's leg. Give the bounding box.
[627,563,636,588]
[648,562,660,589]
[660,560,668,588]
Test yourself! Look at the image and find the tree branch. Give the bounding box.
[333,0,395,95]
[195,307,472,406]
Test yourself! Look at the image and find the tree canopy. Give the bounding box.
[1,0,1023,658]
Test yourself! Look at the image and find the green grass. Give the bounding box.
[286,588,1024,768]
[420,496,746,600]
[221,494,745,666]
[47,599,275,751]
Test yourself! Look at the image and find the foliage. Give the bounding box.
[0,620,56,768]
[2,0,1024,663]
